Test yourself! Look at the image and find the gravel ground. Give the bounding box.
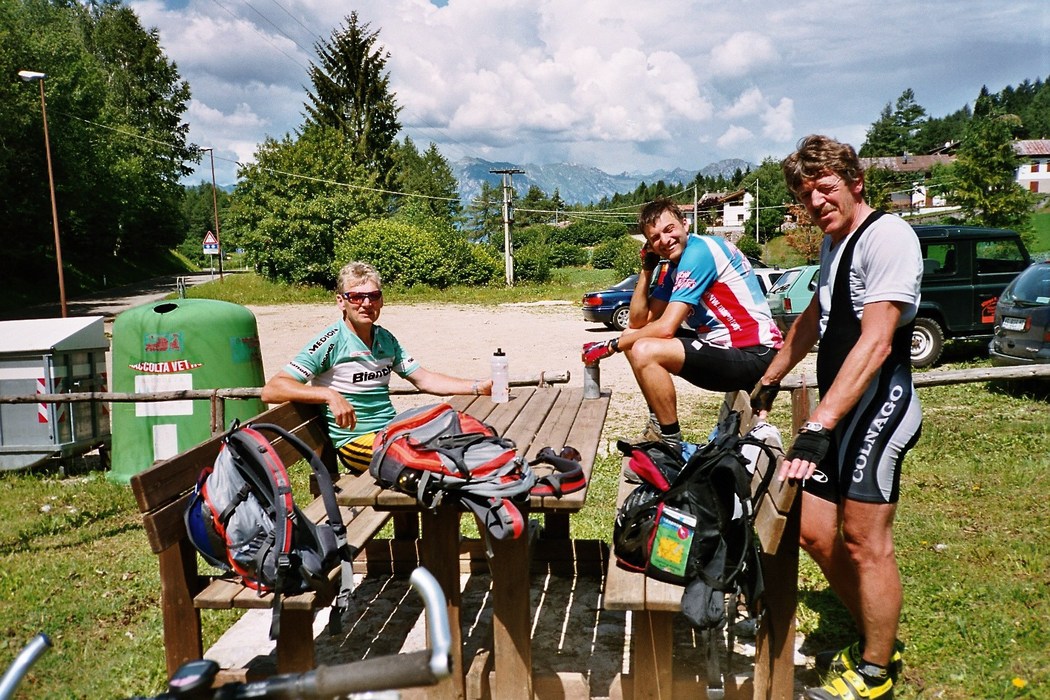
[247,299,814,447]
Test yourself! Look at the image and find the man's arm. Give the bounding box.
[260,371,357,429]
[628,266,667,329]
[405,367,492,396]
[778,300,906,481]
[617,300,691,351]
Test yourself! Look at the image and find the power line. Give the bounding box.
[206,0,310,72]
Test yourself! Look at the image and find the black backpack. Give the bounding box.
[184,420,354,639]
[613,411,780,625]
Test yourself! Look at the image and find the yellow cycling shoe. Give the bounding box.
[804,669,894,700]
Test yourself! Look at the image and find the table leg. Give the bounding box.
[421,506,465,700]
[489,529,533,700]
[631,611,673,700]
[542,512,570,539]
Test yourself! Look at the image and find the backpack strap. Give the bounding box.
[244,422,356,632]
[528,447,587,497]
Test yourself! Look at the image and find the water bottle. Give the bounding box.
[491,348,509,403]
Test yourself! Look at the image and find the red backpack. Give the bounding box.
[369,403,585,541]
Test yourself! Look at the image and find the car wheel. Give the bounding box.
[911,318,944,368]
[612,305,631,331]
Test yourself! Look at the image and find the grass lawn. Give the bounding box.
[1,273,1047,698]
[1030,210,1050,258]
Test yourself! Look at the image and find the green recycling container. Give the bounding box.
[108,299,266,483]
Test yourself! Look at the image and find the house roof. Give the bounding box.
[859,154,954,173]
[1014,139,1050,156]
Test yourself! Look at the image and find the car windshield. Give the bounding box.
[610,274,639,291]
[1003,264,1050,305]
[768,269,801,294]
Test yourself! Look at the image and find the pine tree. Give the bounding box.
[304,12,402,187]
[946,96,1035,230]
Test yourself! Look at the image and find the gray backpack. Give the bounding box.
[184,421,354,638]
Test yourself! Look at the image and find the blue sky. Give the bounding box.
[129,0,1050,186]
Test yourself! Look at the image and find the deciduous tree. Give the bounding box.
[228,126,384,285]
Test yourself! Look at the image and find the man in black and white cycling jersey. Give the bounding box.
[752,135,923,700]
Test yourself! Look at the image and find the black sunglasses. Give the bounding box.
[340,290,383,304]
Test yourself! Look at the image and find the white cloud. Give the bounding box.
[717,125,754,149]
[761,97,795,142]
[132,0,1050,185]
[707,32,778,78]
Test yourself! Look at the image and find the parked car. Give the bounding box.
[753,267,784,295]
[765,265,819,333]
[912,225,1031,367]
[582,263,668,331]
[988,261,1050,366]
[582,263,781,331]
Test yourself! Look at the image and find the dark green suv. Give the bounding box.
[912,225,1031,367]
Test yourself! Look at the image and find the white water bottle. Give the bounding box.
[491,348,509,403]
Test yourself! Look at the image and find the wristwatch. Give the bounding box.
[801,421,829,434]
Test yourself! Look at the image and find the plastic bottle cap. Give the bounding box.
[494,348,505,356]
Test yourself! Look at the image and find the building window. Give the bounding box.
[1033,161,1041,173]
[1032,182,1040,193]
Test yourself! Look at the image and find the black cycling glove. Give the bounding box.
[786,426,831,465]
[749,382,780,413]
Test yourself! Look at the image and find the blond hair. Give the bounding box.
[337,261,381,292]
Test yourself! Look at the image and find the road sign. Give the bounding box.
[203,231,219,255]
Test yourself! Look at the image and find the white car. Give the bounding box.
[752,267,784,295]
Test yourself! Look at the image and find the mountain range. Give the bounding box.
[452,157,754,207]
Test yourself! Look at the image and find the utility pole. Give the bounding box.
[693,184,698,234]
[755,179,760,244]
[490,168,524,286]
[202,148,224,281]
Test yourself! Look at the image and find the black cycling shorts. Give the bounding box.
[803,363,922,505]
[676,338,777,393]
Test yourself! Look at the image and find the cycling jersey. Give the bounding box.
[652,234,782,350]
[283,321,420,447]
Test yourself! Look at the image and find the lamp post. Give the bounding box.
[19,70,67,318]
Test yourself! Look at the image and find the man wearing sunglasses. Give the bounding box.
[261,260,492,472]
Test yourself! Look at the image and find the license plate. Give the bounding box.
[1002,317,1027,332]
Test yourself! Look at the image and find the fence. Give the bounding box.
[0,370,572,435]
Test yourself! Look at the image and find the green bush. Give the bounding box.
[592,235,630,268]
[548,242,588,268]
[734,233,762,261]
[334,218,501,288]
[513,242,553,282]
[554,219,631,247]
[592,235,639,271]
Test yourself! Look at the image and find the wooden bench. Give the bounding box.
[130,401,393,679]
[603,391,802,699]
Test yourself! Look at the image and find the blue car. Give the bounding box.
[582,264,669,331]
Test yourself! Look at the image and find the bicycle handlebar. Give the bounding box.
[137,566,452,699]
[0,633,51,700]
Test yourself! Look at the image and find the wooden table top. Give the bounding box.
[335,385,611,513]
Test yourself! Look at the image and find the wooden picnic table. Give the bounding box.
[336,385,611,700]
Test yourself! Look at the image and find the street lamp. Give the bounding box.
[19,70,67,318]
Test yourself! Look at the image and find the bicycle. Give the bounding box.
[0,567,451,700]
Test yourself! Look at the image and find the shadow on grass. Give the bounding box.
[796,588,856,657]
[987,376,1050,402]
